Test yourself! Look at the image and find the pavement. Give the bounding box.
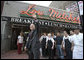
[1,50,49,59]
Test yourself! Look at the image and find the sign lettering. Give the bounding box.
[20,4,80,24]
[1,16,80,29]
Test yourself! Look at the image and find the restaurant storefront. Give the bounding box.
[1,1,81,53]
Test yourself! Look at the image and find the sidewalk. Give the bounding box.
[1,50,49,59]
[1,50,27,59]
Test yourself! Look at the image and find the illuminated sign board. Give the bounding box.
[20,4,80,24]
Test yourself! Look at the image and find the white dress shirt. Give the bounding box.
[39,35,47,42]
[46,36,55,44]
[69,34,76,43]
[72,33,83,59]
[63,35,71,47]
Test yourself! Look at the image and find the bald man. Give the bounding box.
[25,13,40,59]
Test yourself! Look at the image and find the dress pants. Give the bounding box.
[65,48,72,59]
[28,48,40,59]
[48,48,54,59]
[42,45,46,57]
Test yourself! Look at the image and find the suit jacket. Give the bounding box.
[26,20,40,52]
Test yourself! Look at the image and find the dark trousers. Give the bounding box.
[65,48,72,59]
[28,50,34,59]
[42,46,46,57]
[48,48,54,59]
[52,46,56,56]
[46,48,48,56]
[28,49,40,59]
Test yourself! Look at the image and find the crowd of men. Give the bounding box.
[39,29,83,59]
[17,28,83,59]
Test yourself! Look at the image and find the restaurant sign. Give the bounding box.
[1,16,80,29]
[20,4,80,24]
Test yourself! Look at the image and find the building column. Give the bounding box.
[1,20,12,54]
[1,1,4,15]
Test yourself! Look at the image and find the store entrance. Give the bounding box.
[10,23,66,50]
[11,24,30,50]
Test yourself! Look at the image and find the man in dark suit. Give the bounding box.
[24,13,40,59]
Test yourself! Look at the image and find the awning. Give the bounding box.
[1,16,81,29]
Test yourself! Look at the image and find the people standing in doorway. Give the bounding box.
[62,31,72,59]
[46,33,55,59]
[24,13,40,59]
[55,32,64,59]
[39,33,47,57]
[72,28,83,59]
[17,32,24,54]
